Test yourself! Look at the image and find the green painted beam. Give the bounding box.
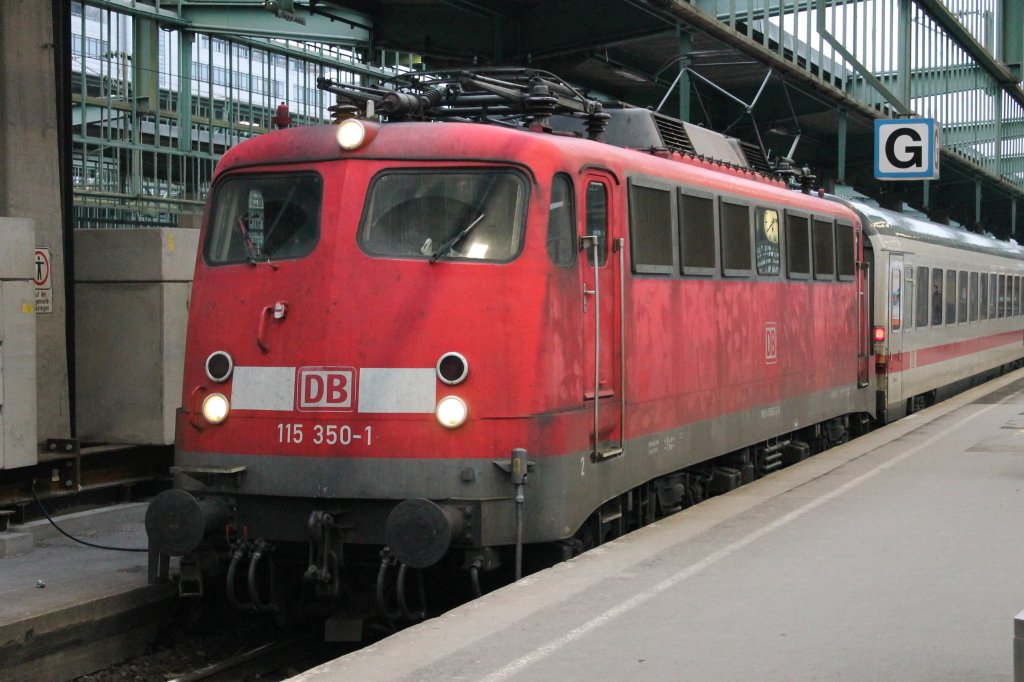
[916,0,1024,105]
[180,3,370,44]
[1004,0,1023,79]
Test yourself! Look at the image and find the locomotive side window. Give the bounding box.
[628,180,675,274]
[679,192,716,275]
[585,182,608,267]
[980,273,989,320]
[931,268,943,326]
[360,170,527,262]
[812,218,835,280]
[547,175,575,267]
[785,213,810,279]
[755,207,780,276]
[945,270,957,324]
[958,271,968,323]
[720,200,752,276]
[205,173,321,265]
[916,267,930,327]
[836,222,855,281]
[969,272,979,321]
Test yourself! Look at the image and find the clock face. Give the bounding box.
[762,209,780,243]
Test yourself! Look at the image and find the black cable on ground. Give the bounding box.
[30,482,148,552]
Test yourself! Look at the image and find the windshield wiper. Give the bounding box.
[237,217,277,269]
[429,213,485,264]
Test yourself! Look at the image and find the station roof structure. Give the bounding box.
[74,0,1024,238]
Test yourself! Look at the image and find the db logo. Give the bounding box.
[765,323,778,365]
[297,367,355,411]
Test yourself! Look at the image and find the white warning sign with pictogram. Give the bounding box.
[34,247,52,314]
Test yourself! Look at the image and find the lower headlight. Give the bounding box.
[202,393,230,424]
[436,396,468,429]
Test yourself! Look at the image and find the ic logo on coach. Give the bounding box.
[298,367,356,411]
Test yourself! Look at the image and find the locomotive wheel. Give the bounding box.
[569,515,599,557]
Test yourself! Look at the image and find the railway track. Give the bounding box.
[167,632,343,682]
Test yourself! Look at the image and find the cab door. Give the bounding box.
[578,172,622,460]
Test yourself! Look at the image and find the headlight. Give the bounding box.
[336,119,366,150]
[205,351,234,383]
[435,396,468,429]
[436,352,469,385]
[202,393,230,424]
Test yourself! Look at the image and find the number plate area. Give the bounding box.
[277,422,374,447]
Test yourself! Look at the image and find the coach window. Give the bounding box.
[915,267,929,327]
[987,272,995,317]
[980,273,989,319]
[546,175,575,267]
[786,213,811,279]
[945,270,957,324]
[720,200,752,276]
[969,272,979,321]
[958,271,968,323]
[1012,275,1019,316]
[989,273,998,318]
[904,266,914,329]
[679,191,716,275]
[755,207,781,275]
[836,222,855,281]
[931,268,943,326]
[629,180,676,274]
[585,182,608,267]
[812,218,835,280]
[1016,276,1022,316]
[998,274,1006,317]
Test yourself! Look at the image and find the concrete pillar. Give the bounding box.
[0,0,71,444]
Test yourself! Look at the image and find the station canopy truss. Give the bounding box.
[70,0,1024,239]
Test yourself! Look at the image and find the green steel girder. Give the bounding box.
[916,0,1021,89]
[89,0,392,80]
[846,66,989,103]
[1003,0,1023,78]
[86,0,371,44]
[178,1,370,44]
[943,124,1024,147]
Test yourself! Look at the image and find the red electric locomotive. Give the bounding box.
[145,70,1022,631]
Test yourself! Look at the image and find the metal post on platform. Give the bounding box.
[1015,609,1024,681]
[510,448,527,581]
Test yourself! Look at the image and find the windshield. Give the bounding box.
[359,170,527,262]
[205,173,322,265]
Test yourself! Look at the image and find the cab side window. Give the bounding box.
[547,175,575,267]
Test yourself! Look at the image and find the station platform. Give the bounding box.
[0,502,175,681]
[295,369,1024,682]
